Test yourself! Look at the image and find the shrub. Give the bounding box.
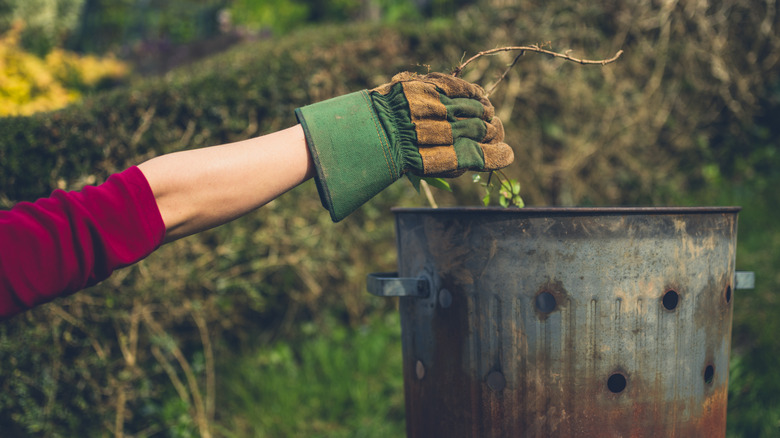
[0,22,128,117]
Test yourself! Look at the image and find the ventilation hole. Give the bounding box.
[486,371,506,392]
[725,285,732,304]
[535,291,557,313]
[662,290,679,310]
[704,365,715,385]
[607,373,627,393]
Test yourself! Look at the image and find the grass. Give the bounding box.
[214,312,406,437]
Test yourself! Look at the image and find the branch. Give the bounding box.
[452,45,624,77]
[486,51,525,95]
[420,179,438,208]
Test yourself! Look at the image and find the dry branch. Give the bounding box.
[451,45,624,78]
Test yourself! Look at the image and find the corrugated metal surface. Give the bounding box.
[391,207,738,437]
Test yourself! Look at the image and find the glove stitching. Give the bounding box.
[360,90,396,179]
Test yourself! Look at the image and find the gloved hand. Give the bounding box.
[294,72,514,222]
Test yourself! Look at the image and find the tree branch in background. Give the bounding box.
[452,44,624,79]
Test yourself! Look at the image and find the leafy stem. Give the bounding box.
[473,170,524,208]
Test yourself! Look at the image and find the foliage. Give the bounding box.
[228,0,476,34]
[61,0,477,56]
[0,22,127,116]
[67,0,228,54]
[228,0,310,35]
[406,174,451,193]
[216,313,405,437]
[473,171,524,207]
[0,0,85,55]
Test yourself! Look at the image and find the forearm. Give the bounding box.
[138,124,314,242]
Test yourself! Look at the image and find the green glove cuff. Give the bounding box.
[369,84,422,172]
[295,90,403,222]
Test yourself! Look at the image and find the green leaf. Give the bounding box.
[406,174,422,193]
[513,195,525,208]
[499,195,509,208]
[472,173,482,183]
[423,177,452,192]
[511,180,521,195]
[482,192,491,206]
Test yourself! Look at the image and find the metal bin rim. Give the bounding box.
[391,206,742,216]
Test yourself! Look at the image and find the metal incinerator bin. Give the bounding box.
[367,207,753,438]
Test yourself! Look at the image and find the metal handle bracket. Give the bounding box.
[367,272,430,298]
[735,271,755,290]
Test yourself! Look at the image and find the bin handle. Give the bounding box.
[367,272,430,298]
[735,271,755,290]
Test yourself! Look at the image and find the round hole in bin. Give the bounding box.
[607,373,627,393]
[535,291,557,313]
[725,285,732,304]
[662,290,679,310]
[486,371,506,392]
[439,289,453,309]
[704,365,715,385]
[415,360,425,380]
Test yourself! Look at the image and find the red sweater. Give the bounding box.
[0,166,166,319]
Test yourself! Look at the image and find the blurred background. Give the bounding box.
[0,0,778,436]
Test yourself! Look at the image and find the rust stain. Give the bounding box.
[423,216,474,285]
[534,279,569,321]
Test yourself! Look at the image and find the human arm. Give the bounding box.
[138,124,313,242]
[0,125,312,318]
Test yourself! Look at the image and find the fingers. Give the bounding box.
[446,137,514,172]
[399,81,447,119]
[418,145,459,174]
[441,96,487,120]
[480,141,514,170]
[419,74,495,120]
[376,72,496,122]
[415,116,503,146]
[422,72,487,100]
[414,120,453,145]
[483,115,504,143]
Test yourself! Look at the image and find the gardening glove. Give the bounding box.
[294,71,513,222]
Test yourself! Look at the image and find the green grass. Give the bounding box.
[215,312,406,437]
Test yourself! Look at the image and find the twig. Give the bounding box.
[452,45,624,77]
[486,51,525,96]
[143,309,212,438]
[150,345,190,407]
[192,310,215,426]
[130,105,156,147]
[115,383,126,438]
[420,179,438,208]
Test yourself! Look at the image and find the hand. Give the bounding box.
[295,72,514,222]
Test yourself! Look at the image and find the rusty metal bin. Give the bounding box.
[368,207,748,438]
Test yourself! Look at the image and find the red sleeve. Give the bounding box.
[0,166,166,319]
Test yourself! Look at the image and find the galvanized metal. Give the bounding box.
[367,272,430,297]
[384,207,740,438]
[735,271,755,290]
